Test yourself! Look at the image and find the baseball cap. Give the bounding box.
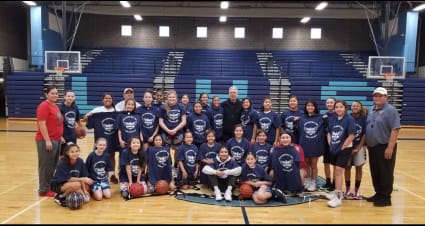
[123,88,134,94]
[373,87,387,95]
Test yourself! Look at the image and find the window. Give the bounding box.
[272,27,283,39]
[234,27,245,39]
[311,28,322,39]
[197,26,207,38]
[121,25,132,36]
[159,26,169,37]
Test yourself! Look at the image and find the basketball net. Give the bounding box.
[383,72,395,82]
[54,66,65,77]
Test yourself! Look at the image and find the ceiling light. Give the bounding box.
[120,1,131,8]
[23,1,37,6]
[300,17,311,23]
[220,1,229,9]
[413,3,425,11]
[134,14,142,21]
[219,16,227,22]
[315,2,328,11]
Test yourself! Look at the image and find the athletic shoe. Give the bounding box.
[373,199,391,207]
[320,181,332,190]
[83,194,90,203]
[39,190,56,197]
[214,190,223,201]
[327,196,342,208]
[344,191,354,199]
[352,192,361,200]
[54,193,67,207]
[306,181,316,192]
[325,191,336,200]
[224,190,232,201]
[110,175,119,184]
[271,188,287,203]
[304,178,311,190]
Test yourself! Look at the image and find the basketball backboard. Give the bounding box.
[367,56,405,80]
[44,51,82,74]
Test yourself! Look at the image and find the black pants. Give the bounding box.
[368,143,397,200]
[208,175,237,192]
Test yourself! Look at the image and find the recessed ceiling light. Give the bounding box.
[315,2,328,11]
[220,1,229,9]
[300,17,311,23]
[219,16,227,22]
[134,14,142,21]
[120,1,131,8]
[413,3,425,11]
[23,1,37,6]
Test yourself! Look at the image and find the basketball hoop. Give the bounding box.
[383,72,395,82]
[54,66,65,77]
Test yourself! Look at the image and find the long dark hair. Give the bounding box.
[63,143,80,166]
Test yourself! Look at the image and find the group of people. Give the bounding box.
[35,85,400,208]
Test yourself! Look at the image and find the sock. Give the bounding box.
[326,178,331,185]
[226,186,232,192]
[354,180,361,194]
[345,180,351,192]
[213,186,220,192]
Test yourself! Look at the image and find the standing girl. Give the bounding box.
[137,90,160,151]
[59,90,83,159]
[36,85,63,197]
[186,101,211,148]
[344,100,367,199]
[297,100,326,192]
[208,96,224,144]
[117,98,143,149]
[280,95,303,144]
[240,97,258,144]
[255,97,282,146]
[326,100,356,208]
[158,90,187,146]
[84,93,120,184]
[322,97,337,191]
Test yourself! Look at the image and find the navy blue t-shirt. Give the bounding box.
[240,109,258,141]
[297,114,326,157]
[176,143,199,178]
[280,109,303,144]
[86,112,120,153]
[118,148,143,183]
[51,157,88,185]
[256,111,282,145]
[85,150,113,182]
[226,137,250,165]
[249,142,272,168]
[270,145,302,192]
[59,103,81,143]
[186,112,211,145]
[240,164,271,183]
[146,146,172,184]
[116,111,142,144]
[136,105,159,141]
[328,114,357,154]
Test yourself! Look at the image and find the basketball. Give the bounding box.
[154,180,169,195]
[66,192,85,210]
[129,183,144,198]
[239,183,254,199]
[75,126,86,139]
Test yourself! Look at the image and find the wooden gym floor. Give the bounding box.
[0,118,424,224]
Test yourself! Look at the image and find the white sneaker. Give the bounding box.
[84,194,90,203]
[327,196,342,208]
[307,181,316,192]
[304,178,311,190]
[224,190,232,201]
[325,191,336,200]
[215,190,223,201]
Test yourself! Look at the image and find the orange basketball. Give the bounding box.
[154,180,169,195]
[129,183,144,198]
[75,126,86,139]
[239,183,254,199]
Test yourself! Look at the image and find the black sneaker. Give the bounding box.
[54,193,67,207]
[320,182,332,190]
[327,184,335,192]
[271,188,287,203]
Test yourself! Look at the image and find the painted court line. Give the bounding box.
[1,197,47,224]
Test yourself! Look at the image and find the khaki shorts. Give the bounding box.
[347,146,367,167]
